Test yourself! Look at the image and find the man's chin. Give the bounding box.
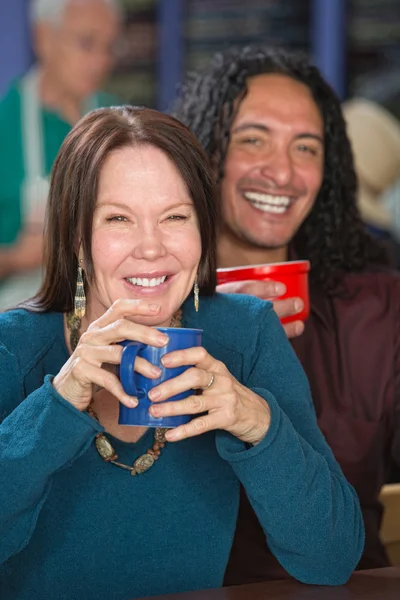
[240,229,292,252]
[74,84,100,102]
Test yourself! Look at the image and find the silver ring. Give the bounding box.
[205,372,215,389]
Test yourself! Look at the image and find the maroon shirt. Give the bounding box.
[224,270,400,584]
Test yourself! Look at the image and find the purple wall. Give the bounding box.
[0,0,33,96]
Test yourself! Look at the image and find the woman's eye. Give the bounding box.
[106,215,128,222]
[167,215,187,221]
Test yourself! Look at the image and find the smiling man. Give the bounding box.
[218,73,324,269]
[174,46,400,578]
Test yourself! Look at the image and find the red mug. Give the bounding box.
[216,260,310,324]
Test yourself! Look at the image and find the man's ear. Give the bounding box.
[32,22,55,63]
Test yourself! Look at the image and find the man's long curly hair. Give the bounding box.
[172,46,388,295]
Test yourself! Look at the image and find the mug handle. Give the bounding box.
[119,342,145,396]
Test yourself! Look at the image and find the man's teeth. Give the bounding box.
[244,192,291,214]
[126,276,167,287]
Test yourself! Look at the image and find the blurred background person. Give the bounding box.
[382,178,400,265]
[343,98,400,267]
[0,0,121,311]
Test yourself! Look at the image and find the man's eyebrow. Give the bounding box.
[231,122,323,144]
[231,123,271,134]
[295,132,324,144]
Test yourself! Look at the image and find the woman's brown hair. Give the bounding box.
[24,106,216,312]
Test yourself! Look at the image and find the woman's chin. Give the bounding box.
[126,310,177,328]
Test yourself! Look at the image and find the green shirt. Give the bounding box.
[0,78,115,245]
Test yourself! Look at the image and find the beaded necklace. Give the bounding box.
[66,310,182,476]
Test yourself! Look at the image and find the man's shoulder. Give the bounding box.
[91,91,120,111]
[310,267,400,335]
[98,91,119,107]
[342,267,400,295]
[0,79,23,185]
[0,79,21,124]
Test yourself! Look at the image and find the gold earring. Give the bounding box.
[74,259,86,319]
[194,276,199,312]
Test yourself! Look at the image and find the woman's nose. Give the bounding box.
[132,227,167,261]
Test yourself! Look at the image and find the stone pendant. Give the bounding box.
[131,453,155,476]
[95,434,117,461]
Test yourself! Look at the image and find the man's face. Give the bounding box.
[37,0,120,100]
[220,74,324,251]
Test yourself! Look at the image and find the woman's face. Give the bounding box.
[87,145,202,326]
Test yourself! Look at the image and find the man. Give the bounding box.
[0,0,121,309]
[173,46,400,577]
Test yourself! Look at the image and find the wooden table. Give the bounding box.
[137,567,400,599]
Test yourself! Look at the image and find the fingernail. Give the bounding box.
[150,405,161,416]
[151,366,162,377]
[149,304,160,311]
[128,396,138,407]
[165,430,177,441]
[274,282,286,295]
[161,355,173,366]
[294,298,304,312]
[295,321,305,335]
[156,334,169,346]
[148,389,161,401]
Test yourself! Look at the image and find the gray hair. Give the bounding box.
[29,0,121,25]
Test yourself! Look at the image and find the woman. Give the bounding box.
[0,106,363,599]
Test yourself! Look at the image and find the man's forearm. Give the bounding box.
[0,247,18,279]
[0,235,43,279]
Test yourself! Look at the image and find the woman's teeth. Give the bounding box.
[244,192,291,214]
[126,276,167,287]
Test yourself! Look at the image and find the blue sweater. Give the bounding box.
[0,294,364,599]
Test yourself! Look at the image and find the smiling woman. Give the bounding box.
[0,106,364,599]
[38,106,216,316]
[88,145,202,327]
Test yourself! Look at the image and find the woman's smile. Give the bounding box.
[122,272,177,296]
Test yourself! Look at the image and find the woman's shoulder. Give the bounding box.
[204,291,273,320]
[0,309,63,360]
[185,292,278,352]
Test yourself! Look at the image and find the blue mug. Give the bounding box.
[118,327,203,427]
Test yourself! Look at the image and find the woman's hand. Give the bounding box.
[148,347,271,445]
[216,280,304,338]
[53,299,168,412]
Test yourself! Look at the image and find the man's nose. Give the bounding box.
[259,148,294,188]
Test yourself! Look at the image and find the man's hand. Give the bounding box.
[0,229,44,279]
[216,280,305,339]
